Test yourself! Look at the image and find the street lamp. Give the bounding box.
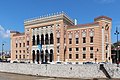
[1,43,4,59]
[114,27,119,67]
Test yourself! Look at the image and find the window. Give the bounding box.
[16,55,17,59]
[57,38,60,43]
[23,55,25,59]
[19,43,21,47]
[83,54,86,59]
[69,38,72,44]
[76,38,79,44]
[69,48,72,51]
[45,34,49,44]
[90,47,93,50]
[69,54,72,59]
[64,38,66,43]
[19,55,21,59]
[76,54,79,59]
[83,47,86,51]
[50,33,54,44]
[90,53,93,58]
[23,50,25,53]
[23,43,25,47]
[19,50,21,53]
[106,46,108,50]
[32,35,35,45]
[83,37,86,43]
[76,48,79,51]
[106,53,107,58]
[90,37,93,43]
[16,43,18,48]
[27,41,29,45]
[16,50,17,53]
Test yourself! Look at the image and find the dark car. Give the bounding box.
[83,62,94,64]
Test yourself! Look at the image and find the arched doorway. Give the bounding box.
[50,49,53,62]
[32,50,35,63]
[36,50,40,64]
[41,50,44,63]
[41,34,44,45]
[45,49,49,63]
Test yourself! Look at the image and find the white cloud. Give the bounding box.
[0,25,10,38]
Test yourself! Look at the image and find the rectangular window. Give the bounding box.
[76,48,79,51]
[19,50,21,53]
[23,43,25,47]
[76,54,79,59]
[16,43,18,48]
[27,41,29,45]
[16,55,17,59]
[90,47,93,50]
[23,50,25,53]
[90,37,93,43]
[19,55,21,59]
[23,55,25,59]
[83,37,86,43]
[19,43,21,47]
[69,54,72,59]
[83,54,86,59]
[69,48,72,51]
[16,50,17,53]
[90,53,93,58]
[69,38,72,44]
[76,38,79,44]
[83,47,86,51]
[64,38,65,43]
[57,38,60,43]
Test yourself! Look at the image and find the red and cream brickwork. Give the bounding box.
[10,12,112,64]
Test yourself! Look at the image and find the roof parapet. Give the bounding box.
[24,11,74,25]
[94,16,112,21]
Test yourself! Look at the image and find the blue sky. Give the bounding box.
[0,0,120,51]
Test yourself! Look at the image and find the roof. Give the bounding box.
[13,33,25,36]
[67,22,99,29]
[94,16,112,21]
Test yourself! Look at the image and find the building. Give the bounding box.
[10,12,112,64]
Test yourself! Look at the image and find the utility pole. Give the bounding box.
[114,27,119,67]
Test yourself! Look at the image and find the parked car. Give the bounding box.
[83,62,94,64]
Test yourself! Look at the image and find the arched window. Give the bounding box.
[45,34,49,44]
[36,50,39,64]
[50,49,53,62]
[45,49,49,63]
[37,35,40,45]
[50,33,54,44]
[41,50,44,63]
[32,50,35,63]
[32,35,35,45]
[41,34,44,45]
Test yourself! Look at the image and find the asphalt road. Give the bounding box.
[0,72,81,80]
[0,72,119,80]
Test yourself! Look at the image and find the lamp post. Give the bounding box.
[114,27,119,67]
[1,43,4,59]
